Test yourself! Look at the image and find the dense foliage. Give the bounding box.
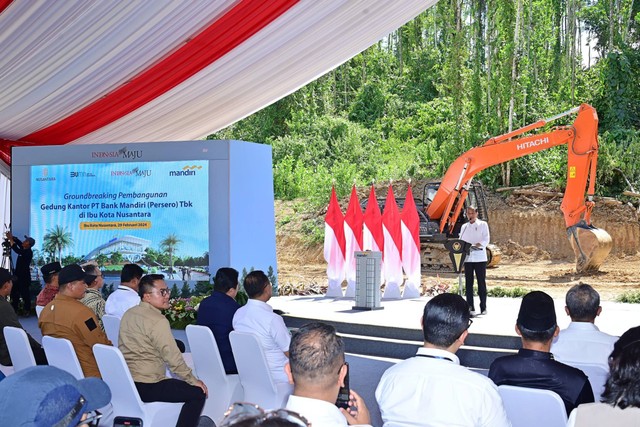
[209,0,640,207]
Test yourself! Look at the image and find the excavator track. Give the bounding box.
[568,222,613,273]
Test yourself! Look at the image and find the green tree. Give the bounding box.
[43,225,74,263]
[170,283,180,299]
[109,251,123,265]
[180,282,191,298]
[160,234,182,275]
[95,253,109,267]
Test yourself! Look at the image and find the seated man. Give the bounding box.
[80,264,106,330]
[39,264,110,378]
[489,291,594,416]
[233,270,290,384]
[376,293,510,426]
[285,322,371,427]
[551,283,617,368]
[197,267,240,374]
[120,274,207,427]
[35,261,61,307]
[105,263,144,318]
[0,268,48,366]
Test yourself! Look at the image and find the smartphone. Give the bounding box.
[336,362,350,409]
[113,416,143,427]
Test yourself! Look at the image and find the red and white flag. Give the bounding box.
[324,186,346,297]
[343,186,363,298]
[363,185,384,284]
[382,186,403,299]
[401,185,421,298]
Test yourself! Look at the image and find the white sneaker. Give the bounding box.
[470,310,477,316]
[481,310,488,315]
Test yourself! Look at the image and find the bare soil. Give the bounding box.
[275,185,640,301]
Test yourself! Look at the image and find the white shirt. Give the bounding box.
[551,322,618,368]
[460,219,490,263]
[285,395,371,427]
[105,285,140,319]
[375,347,510,427]
[232,299,291,384]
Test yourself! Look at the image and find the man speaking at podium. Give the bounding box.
[459,206,490,316]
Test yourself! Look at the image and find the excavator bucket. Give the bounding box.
[567,222,613,273]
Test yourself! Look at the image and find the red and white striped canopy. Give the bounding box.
[0,0,437,167]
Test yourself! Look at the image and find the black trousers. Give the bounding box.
[135,379,206,427]
[10,272,31,313]
[465,261,487,312]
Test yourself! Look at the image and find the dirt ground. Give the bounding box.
[275,186,640,301]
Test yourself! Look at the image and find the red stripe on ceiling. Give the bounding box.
[23,0,299,146]
[0,1,13,15]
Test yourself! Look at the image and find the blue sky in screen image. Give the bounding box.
[30,160,209,260]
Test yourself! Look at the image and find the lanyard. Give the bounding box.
[417,354,454,363]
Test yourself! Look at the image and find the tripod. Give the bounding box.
[1,243,14,273]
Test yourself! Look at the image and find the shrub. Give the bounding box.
[616,291,640,304]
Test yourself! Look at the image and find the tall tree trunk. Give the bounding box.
[505,0,523,187]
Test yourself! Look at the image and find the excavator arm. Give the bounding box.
[425,104,612,272]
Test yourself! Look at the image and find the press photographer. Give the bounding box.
[4,231,35,315]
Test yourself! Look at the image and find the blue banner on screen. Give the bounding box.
[30,160,209,275]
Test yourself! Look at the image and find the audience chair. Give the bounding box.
[0,362,14,377]
[498,385,567,427]
[93,344,182,425]
[102,314,121,345]
[186,325,243,424]
[3,327,36,372]
[42,336,84,380]
[566,362,608,400]
[229,331,293,410]
[35,306,44,318]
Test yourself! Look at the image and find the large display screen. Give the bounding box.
[29,160,209,279]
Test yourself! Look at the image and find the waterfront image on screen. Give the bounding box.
[30,160,209,280]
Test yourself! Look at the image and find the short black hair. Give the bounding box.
[83,264,100,276]
[517,324,557,343]
[422,293,470,348]
[138,274,165,299]
[43,272,57,284]
[289,323,344,387]
[121,264,144,283]
[243,270,270,298]
[602,326,640,408]
[214,268,239,293]
[566,283,600,321]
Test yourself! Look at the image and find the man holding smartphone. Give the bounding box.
[459,206,490,316]
[285,322,371,427]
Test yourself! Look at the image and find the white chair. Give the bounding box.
[93,344,182,425]
[3,326,36,372]
[229,331,292,410]
[498,384,567,427]
[35,306,44,318]
[42,336,84,380]
[102,314,120,345]
[186,325,244,424]
[568,362,609,400]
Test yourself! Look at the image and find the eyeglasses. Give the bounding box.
[468,318,474,329]
[337,360,348,375]
[220,402,309,427]
[148,288,170,297]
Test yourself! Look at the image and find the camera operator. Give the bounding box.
[5,231,35,315]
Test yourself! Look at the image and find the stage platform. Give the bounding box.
[270,294,638,337]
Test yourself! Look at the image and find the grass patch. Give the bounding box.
[616,290,640,304]
[487,286,531,298]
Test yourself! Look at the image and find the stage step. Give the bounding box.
[283,314,520,369]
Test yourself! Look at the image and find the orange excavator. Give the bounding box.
[423,103,612,273]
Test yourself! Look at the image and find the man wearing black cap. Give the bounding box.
[488,291,594,416]
[0,268,48,366]
[39,264,111,378]
[4,231,35,315]
[36,261,62,307]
